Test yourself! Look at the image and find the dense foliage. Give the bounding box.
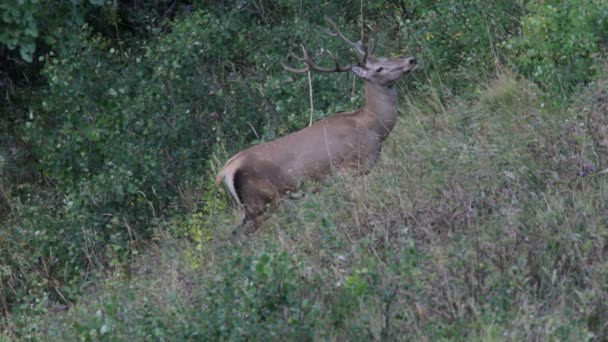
[0,0,94,62]
[508,0,608,96]
[1,0,608,339]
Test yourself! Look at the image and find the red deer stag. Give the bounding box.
[216,16,417,230]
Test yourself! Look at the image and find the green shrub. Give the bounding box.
[507,0,608,97]
[394,0,524,95]
[0,0,104,62]
[198,251,321,340]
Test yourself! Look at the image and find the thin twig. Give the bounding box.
[247,122,260,139]
[307,70,314,126]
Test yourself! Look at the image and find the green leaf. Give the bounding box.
[19,42,35,62]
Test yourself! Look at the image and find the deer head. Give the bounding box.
[216,16,417,232]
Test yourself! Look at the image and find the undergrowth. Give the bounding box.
[4,70,607,340]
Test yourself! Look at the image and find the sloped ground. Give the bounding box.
[4,72,608,341]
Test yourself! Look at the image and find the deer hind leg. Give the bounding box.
[232,171,280,235]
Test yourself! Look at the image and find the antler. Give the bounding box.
[282,16,372,74]
[319,15,367,58]
[282,44,353,73]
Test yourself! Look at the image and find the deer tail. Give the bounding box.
[215,156,243,207]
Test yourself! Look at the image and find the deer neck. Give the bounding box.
[360,82,399,140]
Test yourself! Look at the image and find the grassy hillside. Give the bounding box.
[5,69,608,340]
[2,1,608,340]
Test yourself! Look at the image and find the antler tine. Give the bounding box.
[368,36,376,56]
[360,37,376,65]
[282,44,353,74]
[281,63,310,73]
[321,15,367,58]
[282,45,312,73]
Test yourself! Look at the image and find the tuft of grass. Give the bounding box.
[479,70,540,114]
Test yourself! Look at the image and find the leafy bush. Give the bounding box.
[0,0,102,62]
[393,0,524,95]
[198,251,321,340]
[507,0,608,97]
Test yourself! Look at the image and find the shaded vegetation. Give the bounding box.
[1,0,608,339]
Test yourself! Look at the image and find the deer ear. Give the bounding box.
[351,66,368,79]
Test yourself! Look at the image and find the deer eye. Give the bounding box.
[376,67,384,72]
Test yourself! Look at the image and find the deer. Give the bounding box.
[216,16,417,231]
